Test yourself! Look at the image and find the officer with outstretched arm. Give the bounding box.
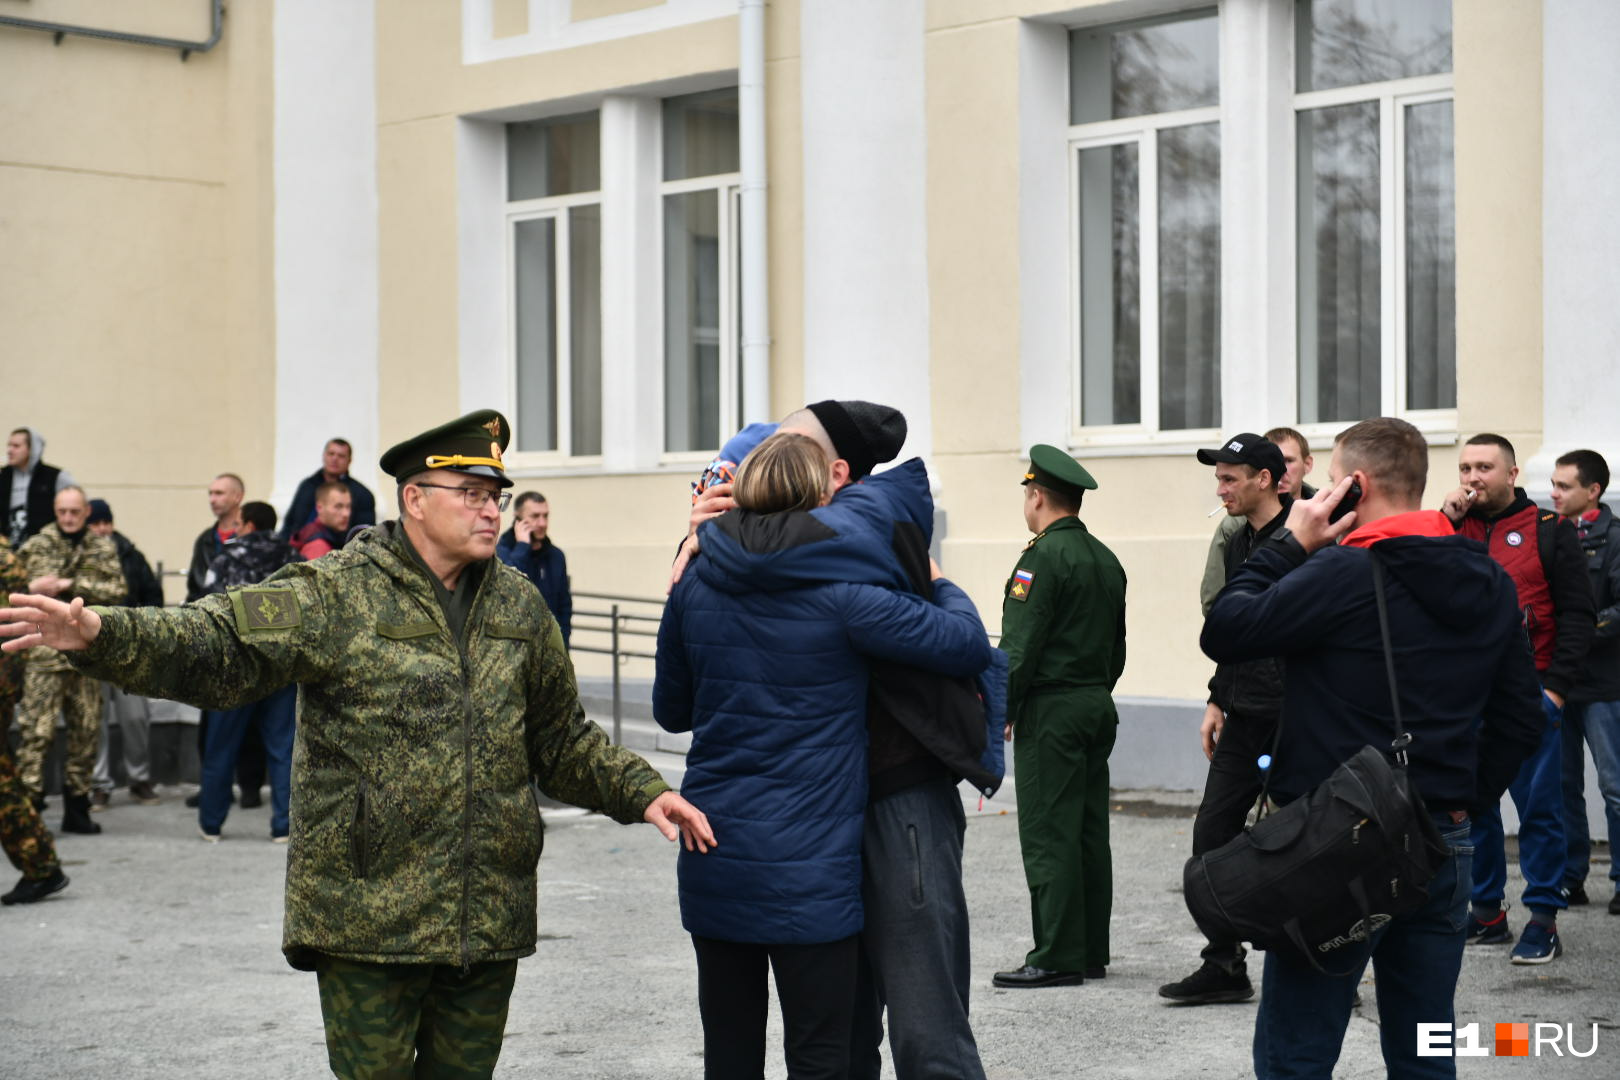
[1,410,713,1079]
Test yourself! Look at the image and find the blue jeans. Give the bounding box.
[1562,698,1620,890]
[1254,820,1472,1080]
[1470,691,1567,914]
[849,778,986,1080]
[199,684,297,836]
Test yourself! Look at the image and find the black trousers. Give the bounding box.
[691,932,859,1080]
[1191,708,1278,970]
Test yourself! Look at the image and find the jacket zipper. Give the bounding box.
[457,631,475,972]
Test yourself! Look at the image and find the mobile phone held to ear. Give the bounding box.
[1328,480,1363,525]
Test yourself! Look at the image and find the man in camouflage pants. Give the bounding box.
[0,536,67,905]
[15,486,126,835]
[1,411,715,1078]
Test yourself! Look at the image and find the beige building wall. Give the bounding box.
[0,0,276,600]
[0,0,1571,710]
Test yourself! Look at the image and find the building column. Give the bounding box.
[1526,0,1620,497]
[272,0,380,514]
[1218,0,1295,437]
[799,0,932,465]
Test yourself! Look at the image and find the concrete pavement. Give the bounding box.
[4,752,1616,1078]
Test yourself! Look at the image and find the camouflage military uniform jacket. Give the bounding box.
[18,523,127,675]
[70,521,670,970]
[0,538,28,711]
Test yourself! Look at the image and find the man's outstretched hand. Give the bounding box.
[0,593,103,653]
[644,790,717,853]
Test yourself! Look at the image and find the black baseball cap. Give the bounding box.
[1196,433,1286,485]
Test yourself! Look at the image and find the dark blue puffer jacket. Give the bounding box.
[655,482,993,945]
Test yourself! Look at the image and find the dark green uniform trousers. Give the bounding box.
[1013,688,1116,972]
[315,955,519,1079]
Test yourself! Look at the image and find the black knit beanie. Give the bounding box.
[806,400,908,481]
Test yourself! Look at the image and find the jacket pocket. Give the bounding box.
[349,779,370,880]
[485,622,534,642]
[375,620,438,640]
[907,824,925,904]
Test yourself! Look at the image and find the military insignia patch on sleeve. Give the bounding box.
[1009,568,1035,602]
[232,587,302,632]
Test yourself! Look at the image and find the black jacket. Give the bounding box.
[1204,531,1543,812]
[187,523,231,603]
[1571,504,1620,703]
[111,531,164,608]
[202,532,303,593]
[278,468,376,541]
[1207,498,1291,717]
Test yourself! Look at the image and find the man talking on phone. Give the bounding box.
[1161,434,1292,1005]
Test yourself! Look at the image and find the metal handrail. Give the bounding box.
[570,590,667,745]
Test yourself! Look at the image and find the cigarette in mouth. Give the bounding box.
[1207,505,1225,517]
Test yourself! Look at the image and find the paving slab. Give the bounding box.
[3,760,1615,1078]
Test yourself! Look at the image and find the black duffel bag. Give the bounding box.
[1184,552,1452,974]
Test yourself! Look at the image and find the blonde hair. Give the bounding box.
[733,432,828,514]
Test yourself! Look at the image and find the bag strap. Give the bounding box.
[1252,545,1408,820]
[1368,552,1413,765]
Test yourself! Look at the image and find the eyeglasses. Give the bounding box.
[411,483,511,512]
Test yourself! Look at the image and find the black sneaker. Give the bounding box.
[1157,961,1253,1004]
[1466,906,1514,945]
[1562,883,1590,906]
[1608,892,1620,916]
[1,869,69,906]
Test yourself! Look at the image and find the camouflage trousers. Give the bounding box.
[315,955,518,1079]
[0,718,61,879]
[14,666,103,798]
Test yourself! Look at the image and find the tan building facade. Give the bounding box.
[4,0,1618,785]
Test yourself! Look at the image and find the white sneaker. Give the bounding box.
[199,829,221,843]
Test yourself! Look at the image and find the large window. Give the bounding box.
[1295,0,1454,423]
[507,112,603,458]
[662,90,741,455]
[1069,9,1221,439]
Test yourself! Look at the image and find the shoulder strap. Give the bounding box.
[1537,511,1558,587]
[1368,552,1411,764]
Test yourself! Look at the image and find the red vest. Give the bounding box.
[1459,503,1556,671]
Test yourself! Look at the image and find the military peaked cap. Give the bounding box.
[380,409,514,488]
[1022,444,1097,499]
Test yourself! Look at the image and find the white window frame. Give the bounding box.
[1293,69,1456,445]
[1068,104,1222,450]
[658,170,743,465]
[504,188,604,467]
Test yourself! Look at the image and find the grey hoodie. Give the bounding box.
[6,428,76,544]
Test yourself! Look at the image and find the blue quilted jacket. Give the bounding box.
[654,475,992,945]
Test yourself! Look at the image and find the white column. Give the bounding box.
[800,0,932,464]
[1017,20,1071,453]
[273,0,380,511]
[1218,0,1295,436]
[1526,0,1620,497]
[457,120,506,421]
[598,95,664,471]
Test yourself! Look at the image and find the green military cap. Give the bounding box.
[1022,444,1098,499]
[380,409,514,488]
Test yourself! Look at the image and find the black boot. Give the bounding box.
[30,792,47,812]
[61,793,102,835]
[1,868,69,905]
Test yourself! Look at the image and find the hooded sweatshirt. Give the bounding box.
[1203,512,1543,811]
[2,428,76,545]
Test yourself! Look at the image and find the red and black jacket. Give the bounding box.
[1456,488,1596,697]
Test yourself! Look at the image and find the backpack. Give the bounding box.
[1181,552,1451,974]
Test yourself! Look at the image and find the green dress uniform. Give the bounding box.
[1001,447,1127,974]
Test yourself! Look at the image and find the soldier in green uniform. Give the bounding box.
[0,410,714,1079]
[0,535,69,905]
[992,444,1127,989]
